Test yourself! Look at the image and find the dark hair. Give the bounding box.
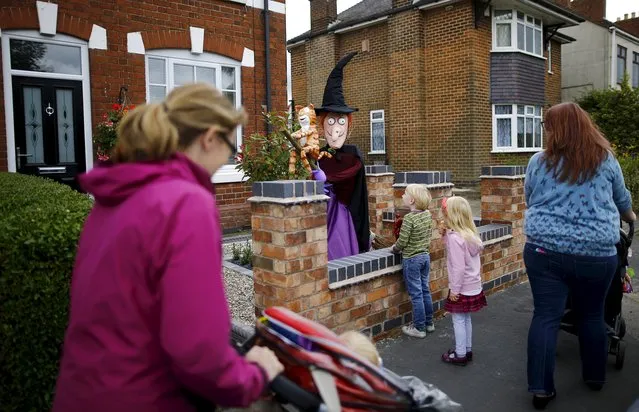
[542,102,612,184]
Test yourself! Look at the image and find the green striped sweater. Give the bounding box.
[394,210,432,258]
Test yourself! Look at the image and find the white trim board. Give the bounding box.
[1,30,94,173]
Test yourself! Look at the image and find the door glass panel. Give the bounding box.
[23,87,45,164]
[371,121,385,152]
[174,64,194,86]
[56,89,75,163]
[196,66,216,85]
[222,67,236,90]
[10,39,82,75]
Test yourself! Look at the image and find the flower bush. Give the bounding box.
[235,111,311,182]
[93,103,135,161]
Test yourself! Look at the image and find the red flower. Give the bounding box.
[112,103,121,111]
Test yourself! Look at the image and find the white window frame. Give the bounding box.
[2,30,93,173]
[144,49,245,183]
[633,52,639,89]
[492,9,545,59]
[369,109,386,154]
[492,104,544,153]
[547,42,553,74]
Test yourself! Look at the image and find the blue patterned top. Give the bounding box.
[524,151,632,257]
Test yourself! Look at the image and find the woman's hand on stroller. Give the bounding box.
[245,346,285,382]
[622,209,637,223]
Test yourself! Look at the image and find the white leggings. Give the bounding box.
[452,313,472,356]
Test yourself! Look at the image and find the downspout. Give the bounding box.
[610,26,617,88]
[264,0,272,133]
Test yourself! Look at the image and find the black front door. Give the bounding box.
[12,76,85,189]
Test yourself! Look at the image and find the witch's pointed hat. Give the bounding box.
[315,52,359,114]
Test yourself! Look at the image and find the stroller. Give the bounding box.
[231,307,462,411]
[560,221,634,370]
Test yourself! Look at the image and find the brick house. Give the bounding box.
[557,0,639,101]
[0,0,287,231]
[288,0,583,182]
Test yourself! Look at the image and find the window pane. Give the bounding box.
[517,117,525,148]
[527,16,534,24]
[10,39,81,75]
[534,118,542,147]
[148,58,166,84]
[526,118,534,147]
[222,67,236,90]
[618,57,626,83]
[534,18,542,27]
[494,10,512,20]
[517,23,525,50]
[517,11,525,21]
[633,63,639,88]
[223,91,236,107]
[497,118,511,147]
[196,66,216,85]
[174,64,194,86]
[534,29,542,55]
[371,111,383,120]
[526,26,534,53]
[535,106,541,116]
[149,85,166,103]
[526,106,534,115]
[517,105,525,115]
[496,24,512,47]
[371,122,385,152]
[495,105,512,115]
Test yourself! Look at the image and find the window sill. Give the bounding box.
[212,165,248,184]
[368,151,386,155]
[491,49,546,61]
[491,148,543,154]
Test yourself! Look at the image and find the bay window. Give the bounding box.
[493,9,544,57]
[493,104,543,152]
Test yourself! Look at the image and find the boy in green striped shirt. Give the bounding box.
[391,184,434,338]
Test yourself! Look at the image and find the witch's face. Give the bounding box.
[323,113,349,149]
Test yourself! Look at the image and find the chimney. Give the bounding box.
[633,12,637,18]
[310,0,337,36]
[624,13,629,20]
[616,12,639,37]
[568,0,606,23]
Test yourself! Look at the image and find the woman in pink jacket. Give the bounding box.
[52,83,283,412]
[439,196,487,367]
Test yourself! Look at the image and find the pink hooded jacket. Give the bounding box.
[52,153,266,412]
[445,230,484,295]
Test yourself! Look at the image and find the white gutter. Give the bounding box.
[415,0,463,11]
[518,0,581,26]
[286,39,307,50]
[333,16,388,34]
[610,26,617,88]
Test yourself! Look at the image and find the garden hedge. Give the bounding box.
[0,172,92,411]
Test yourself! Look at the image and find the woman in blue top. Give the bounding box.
[524,102,635,410]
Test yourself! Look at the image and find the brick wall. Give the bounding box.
[0,0,287,231]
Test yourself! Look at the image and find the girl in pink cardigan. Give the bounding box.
[439,196,487,366]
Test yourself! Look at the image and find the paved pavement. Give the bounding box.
[378,279,639,412]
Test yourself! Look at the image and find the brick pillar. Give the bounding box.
[366,165,395,239]
[310,0,337,36]
[249,181,329,319]
[392,171,454,301]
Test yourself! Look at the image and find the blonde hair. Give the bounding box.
[113,83,246,163]
[339,331,381,366]
[405,184,432,211]
[444,196,481,245]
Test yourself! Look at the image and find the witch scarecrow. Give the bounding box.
[311,52,370,260]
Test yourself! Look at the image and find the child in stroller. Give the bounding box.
[231,307,462,412]
[560,221,634,370]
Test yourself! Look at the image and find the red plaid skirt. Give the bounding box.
[444,290,487,313]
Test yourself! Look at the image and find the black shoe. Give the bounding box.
[586,382,603,391]
[532,392,556,410]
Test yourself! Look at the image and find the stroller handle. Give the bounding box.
[623,220,635,246]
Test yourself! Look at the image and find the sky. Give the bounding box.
[285,0,638,40]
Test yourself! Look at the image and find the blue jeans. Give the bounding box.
[402,253,433,330]
[524,243,616,394]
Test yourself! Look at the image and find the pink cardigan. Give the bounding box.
[445,230,483,295]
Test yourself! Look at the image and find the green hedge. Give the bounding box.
[619,155,639,211]
[0,173,92,412]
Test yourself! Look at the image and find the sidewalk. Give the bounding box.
[378,282,639,412]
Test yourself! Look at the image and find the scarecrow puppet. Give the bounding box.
[313,52,370,260]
